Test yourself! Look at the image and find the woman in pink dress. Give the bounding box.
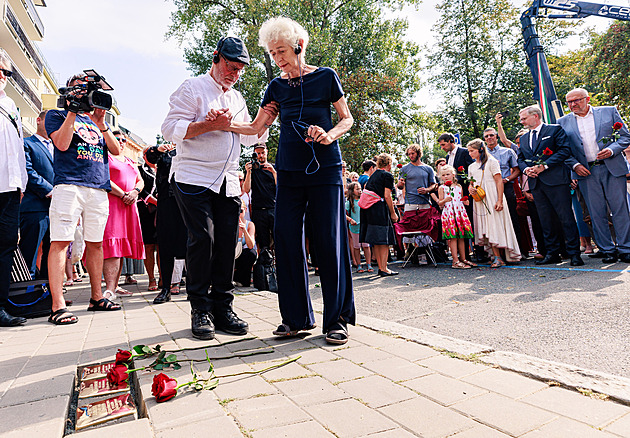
[102,131,145,299]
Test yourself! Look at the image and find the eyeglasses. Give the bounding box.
[567,96,588,105]
[0,68,13,77]
[115,137,127,143]
[483,134,496,138]
[221,55,244,75]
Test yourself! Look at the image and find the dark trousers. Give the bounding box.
[531,182,580,257]
[234,247,257,287]
[504,183,521,245]
[172,179,239,313]
[156,194,187,287]
[275,183,355,333]
[19,211,50,279]
[0,191,20,308]
[251,208,275,250]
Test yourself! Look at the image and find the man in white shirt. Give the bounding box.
[558,88,630,263]
[161,37,269,340]
[0,54,28,326]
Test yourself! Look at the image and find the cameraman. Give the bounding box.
[243,143,276,251]
[45,72,122,325]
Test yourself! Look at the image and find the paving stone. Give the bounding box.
[73,418,153,437]
[155,415,242,438]
[0,395,68,436]
[228,393,310,430]
[333,345,393,364]
[273,376,348,407]
[264,337,315,353]
[418,354,488,379]
[402,372,488,405]
[337,375,416,408]
[461,367,548,399]
[295,347,338,365]
[520,386,630,427]
[356,428,417,437]
[450,424,512,437]
[305,398,398,438]
[0,369,75,407]
[604,412,630,437]
[213,374,279,401]
[379,340,439,361]
[451,392,558,436]
[307,359,373,384]
[378,397,478,438]
[362,356,433,382]
[252,420,335,438]
[349,327,401,348]
[255,360,314,381]
[521,417,618,437]
[145,387,225,431]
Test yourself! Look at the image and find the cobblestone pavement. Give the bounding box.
[1,277,630,437]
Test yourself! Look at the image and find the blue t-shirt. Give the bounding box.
[345,199,361,233]
[261,67,344,174]
[45,110,111,190]
[400,163,436,205]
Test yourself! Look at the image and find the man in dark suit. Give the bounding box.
[19,110,53,278]
[517,105,583,266]
[558,88,630,263]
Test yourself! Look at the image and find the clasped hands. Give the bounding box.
[524,164,546,178]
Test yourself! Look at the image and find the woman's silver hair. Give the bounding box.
[0,51,12,70]
[258,17,309,52]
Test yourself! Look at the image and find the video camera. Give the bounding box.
[250,152,260,170]
[57,69,114,113]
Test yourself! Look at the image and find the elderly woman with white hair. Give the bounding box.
[228,16,355,345]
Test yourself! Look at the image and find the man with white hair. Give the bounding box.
[0,53,28,326]
[558,88,630,263]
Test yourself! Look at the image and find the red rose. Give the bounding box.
[542,148,553,156]
[107,364,129,386]
[613,122,623,130]
[457,166,465,172]
[397,163,403,168]
[444,180,453,186]
[152,373,178,403]
[115,349,132,365]
[461,196,468,201]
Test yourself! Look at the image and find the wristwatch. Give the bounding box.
[134,187,141,193]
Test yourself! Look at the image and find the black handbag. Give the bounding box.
[252,249,278,293]
[7,248,51,318]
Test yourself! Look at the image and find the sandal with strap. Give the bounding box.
[325,320,348,345]
[148,278,158,291]
[115,286,133,296]
[272,323,317,337]
[452,261,471,269]
[490,256,505,268]
[87,297,121,311]
[170,283,180,295]
[49,308,78,325]
[462,260,478,267]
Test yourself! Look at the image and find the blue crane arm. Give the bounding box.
[521,0,630,123]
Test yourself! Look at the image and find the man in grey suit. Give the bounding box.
[19,110,53,278]
[558,88,630,263]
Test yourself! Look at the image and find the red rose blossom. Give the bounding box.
[397,163,403,168]
[107,364,129,386]
[115,349,132,365]
[613,122,623,130]
[457,166,465,172]
[461,196,469,201]
[444,180,453,186]
[152,373,178,403]
[542,148,553,156]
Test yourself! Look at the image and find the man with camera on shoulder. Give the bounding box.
[45,72,122,325]
[243,143,276,252]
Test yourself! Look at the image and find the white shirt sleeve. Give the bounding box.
[161,81,195,146]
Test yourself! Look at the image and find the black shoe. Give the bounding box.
[620,253,630,263]
[378,269,399,277]
[212,309,248,335]
[153,288,171,304]
[0,309,26,327]
[602,254,618,264]
[588,251,605,259]
[191,309,215,340]
[535,254,562,265]
[560,252,570,259]
[570,255,585,266]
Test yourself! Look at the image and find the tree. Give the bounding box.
[166,0,429,171]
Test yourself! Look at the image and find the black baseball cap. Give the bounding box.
[217,37,250,65]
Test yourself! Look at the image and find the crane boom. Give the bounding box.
[521,0,630,123]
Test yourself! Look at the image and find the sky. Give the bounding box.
[34,0,611,145]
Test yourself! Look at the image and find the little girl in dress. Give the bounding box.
[437,165,475,269]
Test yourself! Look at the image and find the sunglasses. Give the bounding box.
[0,68,13,77]
[115,137,127,143]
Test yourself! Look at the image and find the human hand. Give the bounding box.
[495,112,504,124]
[570,179,578,190]
[469,185,477,196]
[417,187,429,195]
[391,212,398,223]
[238,218,247,230]
[350,219,357,226]
[262,162,275,174]
[596,148,613,160]
[157,143,175,153]
[244,162,252,172]
[494,200,503,211]
[210,109,232,130]
[524,167,538,178]
[524,191,534,202]
[307,125,333,144]
[444,196,452,203]
[574,164,591,177]
[262,102,279,123]
[89,108,107,130]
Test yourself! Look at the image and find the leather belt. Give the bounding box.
[587,160,603,167]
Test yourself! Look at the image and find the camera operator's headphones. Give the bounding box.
[212,37,226,64]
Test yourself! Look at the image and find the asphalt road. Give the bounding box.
[309,257,630,378]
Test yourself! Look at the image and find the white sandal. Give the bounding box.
[103,289,117,300]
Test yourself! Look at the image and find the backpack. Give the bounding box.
[253,249,278,293]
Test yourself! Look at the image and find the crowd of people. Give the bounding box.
[1,17,629,350]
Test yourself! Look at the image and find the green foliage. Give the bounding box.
[166,0,433,171]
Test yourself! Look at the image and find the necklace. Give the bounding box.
[287,76,303,87]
